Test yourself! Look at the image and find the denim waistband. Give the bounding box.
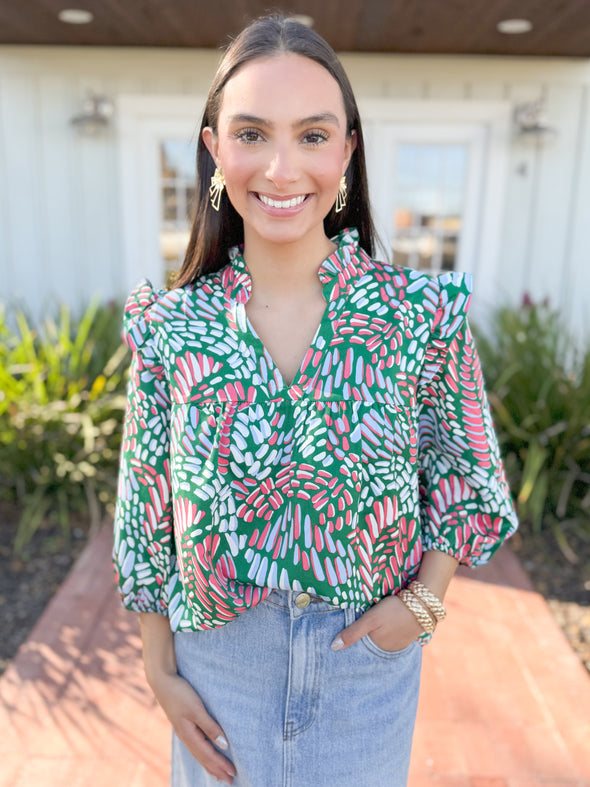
[262,588,342,614]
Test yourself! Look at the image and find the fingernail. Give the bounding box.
[215,734,229,749]
[331,636,345,651]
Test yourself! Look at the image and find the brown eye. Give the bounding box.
[302,129,329,146]
[235,128,264,144]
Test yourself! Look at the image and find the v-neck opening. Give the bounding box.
[225,228,365,396]
[243,300,329,392]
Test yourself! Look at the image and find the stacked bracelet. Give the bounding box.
[398,589,436,634]
[408,581,447,622]
[398,582,447,635]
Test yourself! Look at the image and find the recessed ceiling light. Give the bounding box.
[286,15,314,28]
[58,9,94,25]
[497,18,533,34]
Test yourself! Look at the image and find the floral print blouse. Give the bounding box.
[112,228,518,632]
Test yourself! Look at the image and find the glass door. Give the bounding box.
[366,122,487,279]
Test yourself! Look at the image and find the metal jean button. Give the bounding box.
[295,592,311,609]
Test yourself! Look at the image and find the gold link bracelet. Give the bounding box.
[408,581,447,622]
[398,589,436,634]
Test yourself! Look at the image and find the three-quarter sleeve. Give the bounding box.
[112,281,175,615]
[417,273,518,566]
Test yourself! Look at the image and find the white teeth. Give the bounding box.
[258,194,306,208]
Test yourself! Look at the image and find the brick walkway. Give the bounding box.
[1,525,589,786]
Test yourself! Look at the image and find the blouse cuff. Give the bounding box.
[420,503,519,567]
[117,589,170,617]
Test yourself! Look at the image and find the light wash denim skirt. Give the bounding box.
[171,589,422,787]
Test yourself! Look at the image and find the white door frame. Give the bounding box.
[117,95,205,293]
[359,100,512,308]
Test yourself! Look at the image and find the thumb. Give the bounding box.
[330,615,371,651]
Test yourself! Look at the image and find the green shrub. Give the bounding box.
[0,299,130,554]
[474,297,590,552]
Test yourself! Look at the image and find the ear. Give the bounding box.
[343,129,358,175]
[202,126,220,167]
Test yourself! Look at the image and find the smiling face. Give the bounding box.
[202,53,356,254]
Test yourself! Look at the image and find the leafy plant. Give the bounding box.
[474,296,590,557]
[0,299,130,555]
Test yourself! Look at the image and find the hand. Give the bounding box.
[149,670,237,785]
[331,593,424,653]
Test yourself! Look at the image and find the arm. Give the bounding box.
[139,611,177,682]
[331,275,517,653]
[417,319,518,567]
[139,612,237,785]
[112,285,175,615]
[112,284,235,783]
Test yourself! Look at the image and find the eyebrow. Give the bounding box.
[227,112,341,129]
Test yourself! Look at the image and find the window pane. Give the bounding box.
[159,140,196,279]
[161,140,195,180]
[160,229,190,263]
[392,143,467,275]
[162,187,178,221]
[186,187,196,219]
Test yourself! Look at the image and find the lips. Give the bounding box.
[256,193,309,209]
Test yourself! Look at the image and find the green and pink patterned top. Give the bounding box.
[113,228,517,633]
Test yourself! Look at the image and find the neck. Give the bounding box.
[242,227,337,299]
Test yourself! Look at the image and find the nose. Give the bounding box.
[265,144,299,188]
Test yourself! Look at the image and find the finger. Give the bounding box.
[185,694,236,778]
[330,614,374,651]
[179,719,237,782]
[191,693,231,751]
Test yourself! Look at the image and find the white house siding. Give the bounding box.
[0,46,589,339]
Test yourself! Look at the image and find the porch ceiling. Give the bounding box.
[1,0,590,57]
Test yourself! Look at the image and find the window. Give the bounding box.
[361,103,511,302]
[160,140,196,279]
[392,144,468,274]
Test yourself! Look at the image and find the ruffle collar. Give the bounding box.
[223,228,366,303]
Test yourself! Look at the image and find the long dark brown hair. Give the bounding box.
[174,14,377,288]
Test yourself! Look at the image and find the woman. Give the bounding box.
[113,15,518,787]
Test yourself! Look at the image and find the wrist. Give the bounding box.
[138,611,177,686]
[416,549,459,601]
[144,663,179,694]
[392,594,426,639]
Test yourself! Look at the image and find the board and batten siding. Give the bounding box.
[0,46,589,339]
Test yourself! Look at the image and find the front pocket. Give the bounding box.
[360,632,419,659]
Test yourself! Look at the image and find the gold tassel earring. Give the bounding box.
[209,168,226,211]
[335,175,347,213]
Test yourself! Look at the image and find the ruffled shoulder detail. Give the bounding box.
[122,279,166,352]
[431,271,473,341]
